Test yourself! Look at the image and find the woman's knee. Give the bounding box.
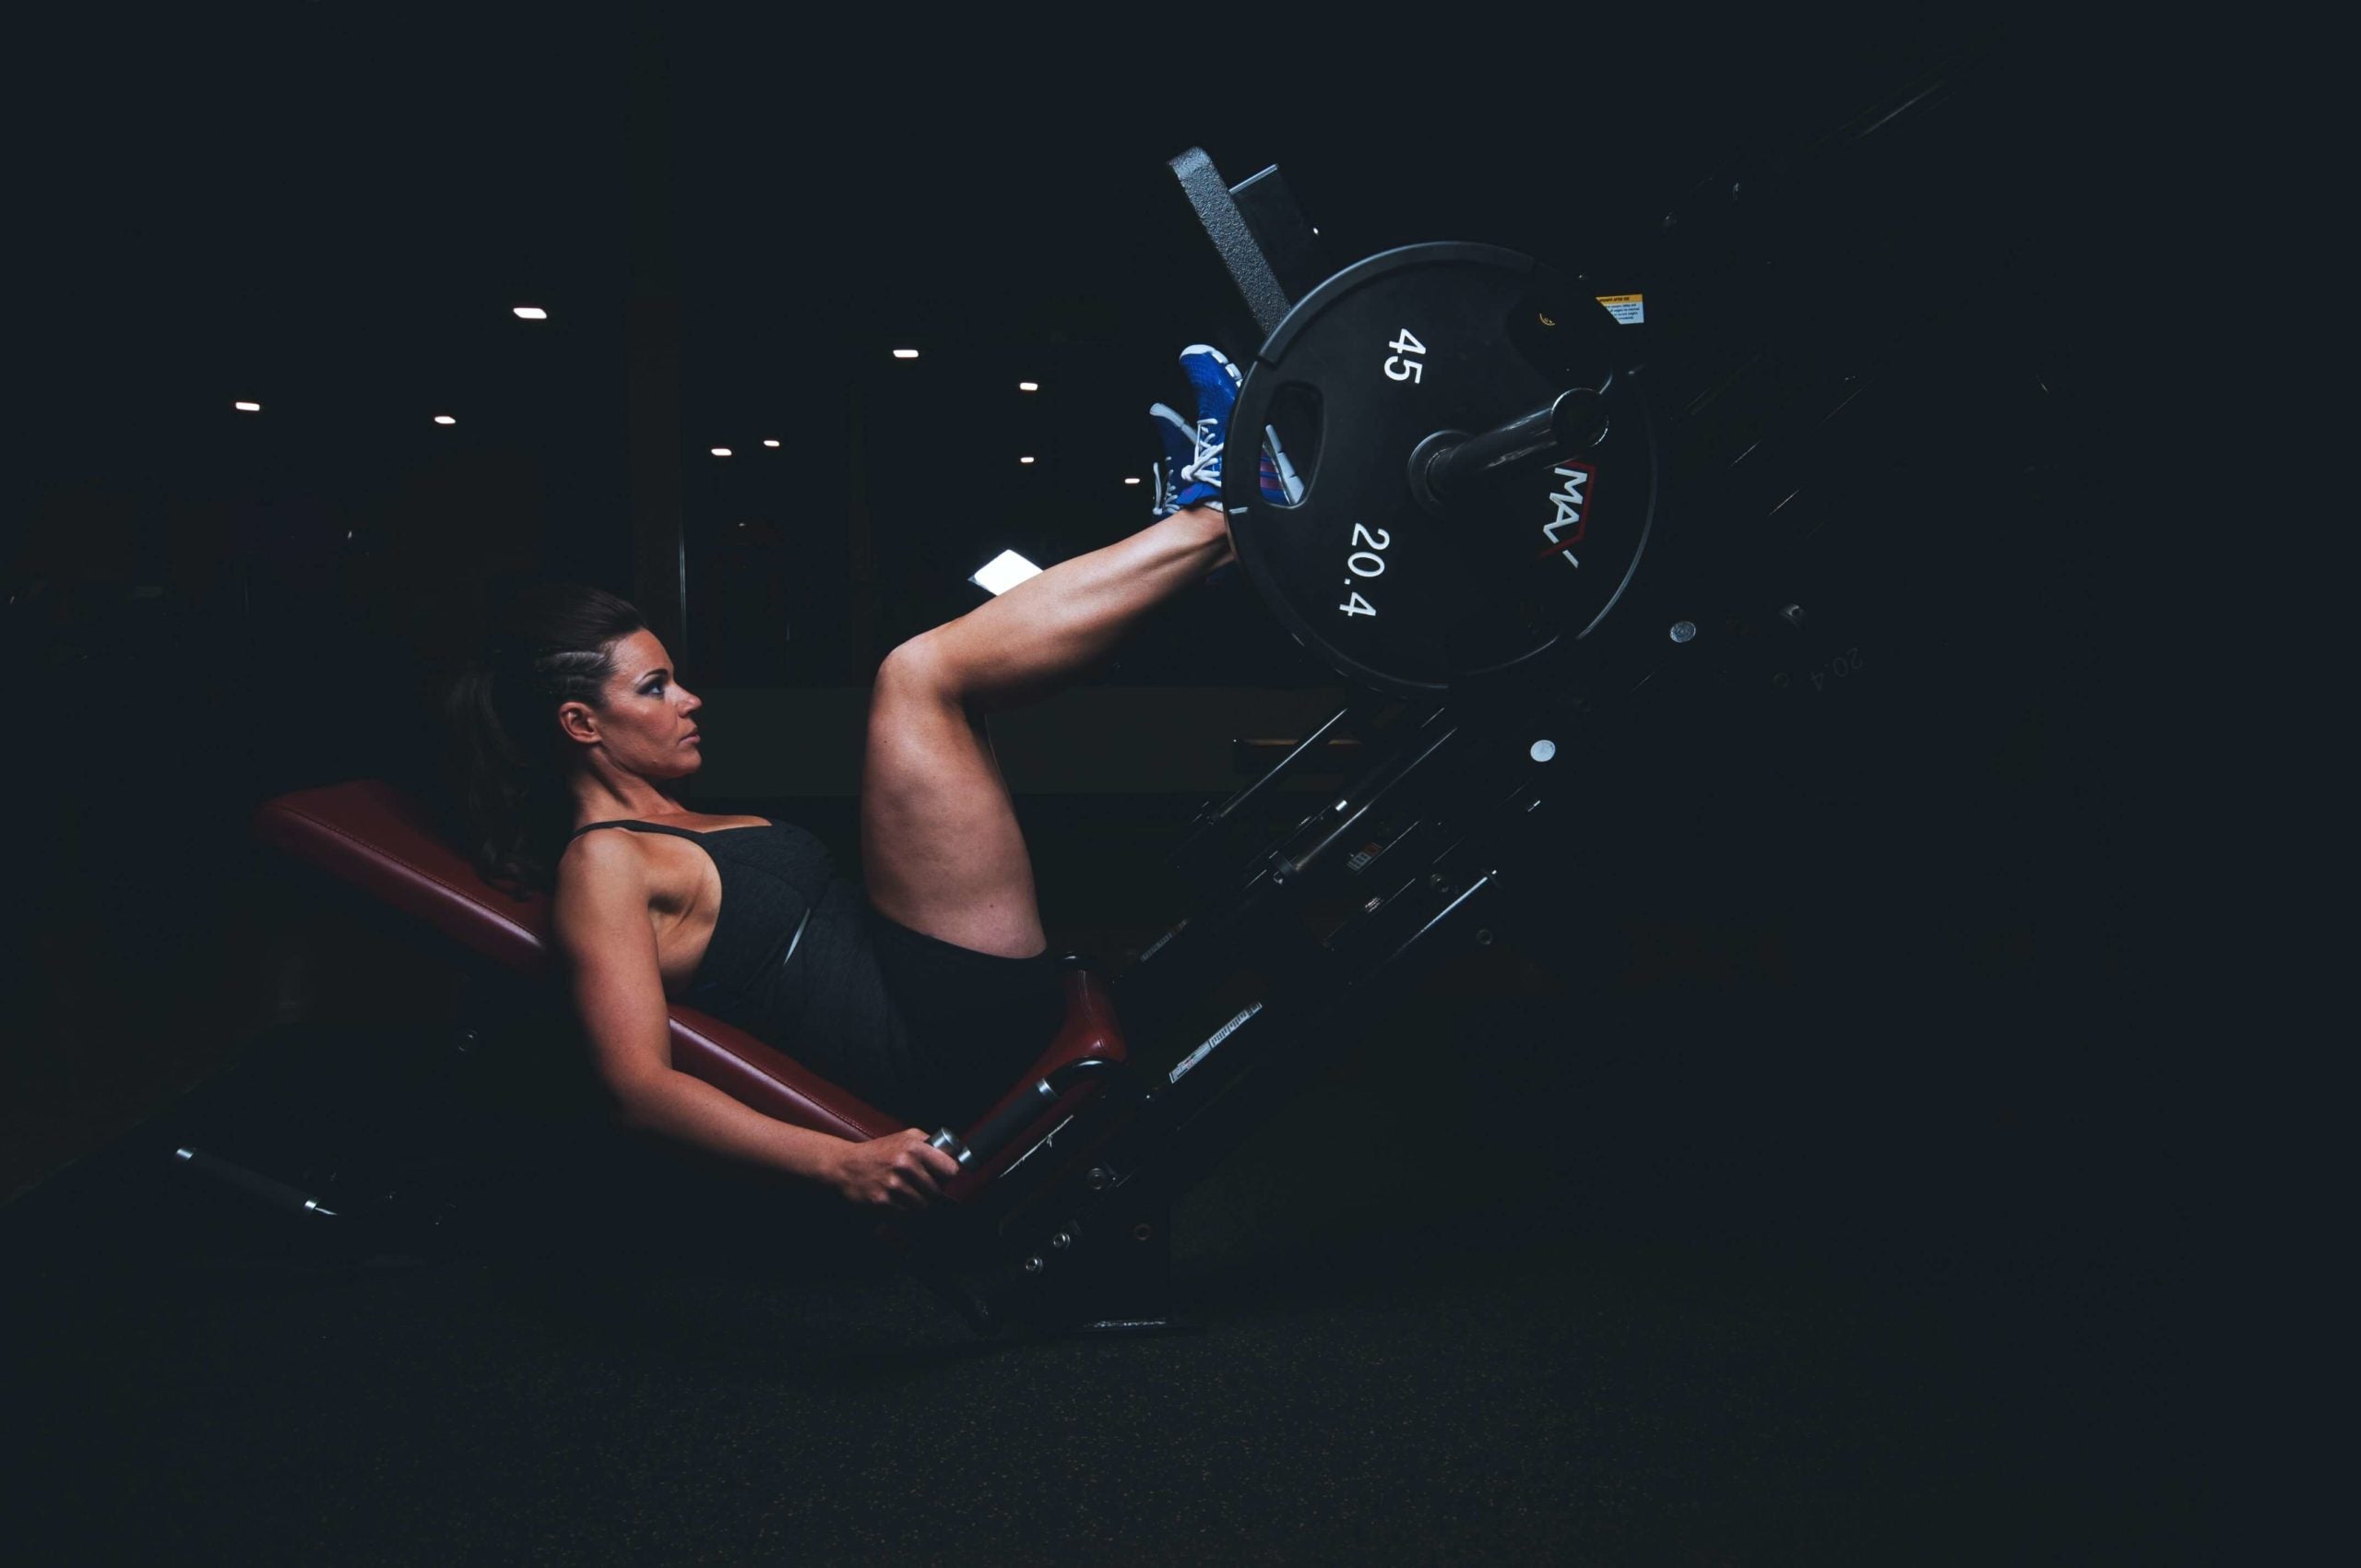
[876,629,967,708]
[868,635,981,771]
[878,625,1023,720]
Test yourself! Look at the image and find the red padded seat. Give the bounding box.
[254,780,1125,1147]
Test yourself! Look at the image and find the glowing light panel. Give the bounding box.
[970,550,1043,597]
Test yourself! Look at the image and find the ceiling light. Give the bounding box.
[711,447,733,457]
[433,414,457,425]
[233,401,261,412]
[1123,477,1141,485]
[892,349,919,360]
[1018,381,1039,392]
[513,306,548,320]
[1018,456,1035,464]
[763,438,780,448]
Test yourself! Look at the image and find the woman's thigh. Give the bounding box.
[859,635,1047,959]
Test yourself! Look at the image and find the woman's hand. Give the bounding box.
[826,1128,963,1210]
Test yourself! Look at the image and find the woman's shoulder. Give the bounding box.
[554,826,658,897]
[545,833,660,958]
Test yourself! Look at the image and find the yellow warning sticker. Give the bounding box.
[1596,293,1644,325]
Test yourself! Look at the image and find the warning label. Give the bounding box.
[1595,293,1644,326]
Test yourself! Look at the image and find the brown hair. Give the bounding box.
[442,581,646,893]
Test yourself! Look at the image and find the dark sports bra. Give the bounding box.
[564,818,829,997]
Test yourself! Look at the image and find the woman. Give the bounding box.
[445,348,1259,1212]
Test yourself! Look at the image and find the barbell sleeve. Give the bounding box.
[1418,386,1609,504]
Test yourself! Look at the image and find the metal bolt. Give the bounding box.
[1429,873,1447,890]
[1050,1230,1072,1250]
[1023,1255,1045,1275]
[1670,621,1697,644]
[1131,1222,1155,1242]
[1779,604,1806,628]
[1086,1167,1112,1192]
[1475,929,1494,946]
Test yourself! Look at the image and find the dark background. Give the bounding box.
[4,11,2211,1562]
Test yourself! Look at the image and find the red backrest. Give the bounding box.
[252,779,1122,1148]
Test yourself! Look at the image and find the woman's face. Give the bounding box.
[562,628,704,780]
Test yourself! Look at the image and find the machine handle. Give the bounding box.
[172,1146,341,1218]
[930,1058,1129,1174]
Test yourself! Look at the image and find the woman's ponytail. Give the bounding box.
[441,583,646,894]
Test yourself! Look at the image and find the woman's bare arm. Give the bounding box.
[550,834,955,1208]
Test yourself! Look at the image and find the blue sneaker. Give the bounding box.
[1148,402,1194,518]
[1258,423,1305,505]
[1172,344,1240,509]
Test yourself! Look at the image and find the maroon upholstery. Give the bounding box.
[945,967,1124,1201]
[254,779,1124,1147]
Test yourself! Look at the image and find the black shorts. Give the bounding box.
[864,906,1067,1131]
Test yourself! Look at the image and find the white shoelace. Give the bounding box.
[1182,417,1225,482]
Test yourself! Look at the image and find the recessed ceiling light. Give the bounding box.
[433,414,457,425]
[891,349,919,360]
[1018,456,1035,464]
[513,306,548,320]
[711,446,733,457]
[234,401,261,411]
[1123,476,1141,485]
[762,438,780,448]
[1018,381,1039,392]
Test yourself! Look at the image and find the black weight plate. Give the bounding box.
[1226,244,1657,697]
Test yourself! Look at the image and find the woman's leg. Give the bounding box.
[860,504,1233,956]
